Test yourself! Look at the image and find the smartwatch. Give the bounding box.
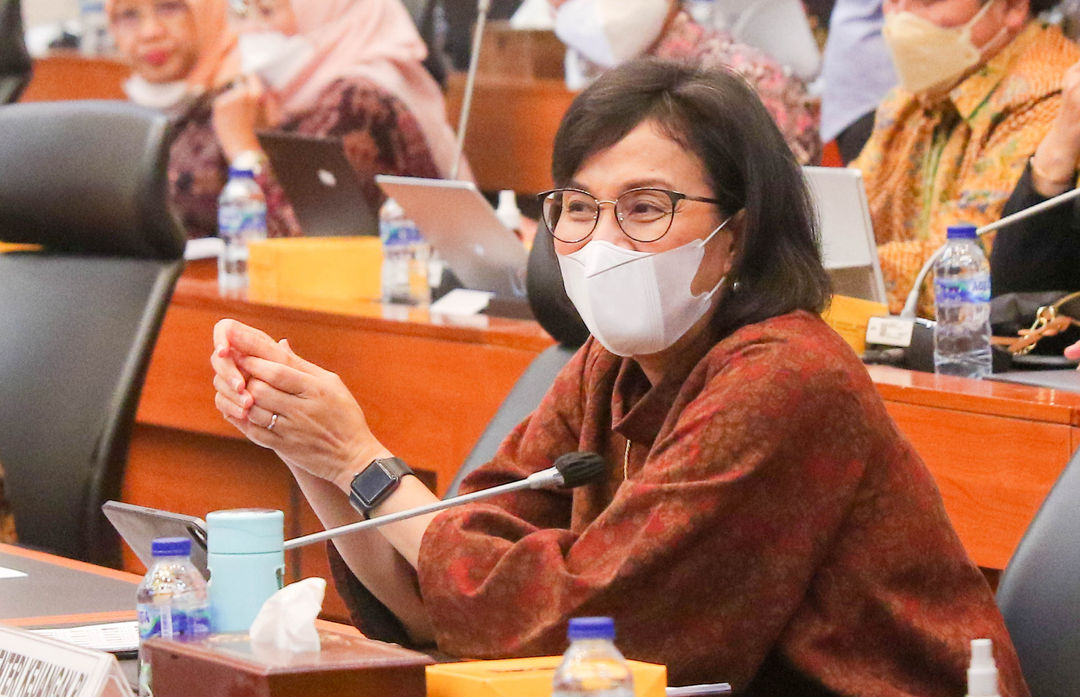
[348,457,414,518]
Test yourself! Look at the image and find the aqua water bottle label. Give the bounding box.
[934,276,990,305]
[138,604,211,642]
[219,208,267,239]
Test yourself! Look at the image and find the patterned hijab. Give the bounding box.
[274,0,461,177]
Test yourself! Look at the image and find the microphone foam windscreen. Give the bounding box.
[553,452,606,488]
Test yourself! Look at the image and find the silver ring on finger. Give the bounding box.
[267,413,279,432]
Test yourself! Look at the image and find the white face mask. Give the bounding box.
[122,75,194,113]
[557,217,732,357]
[882,0,1001,95]
[554,0,671,68]
[237,32,316,90]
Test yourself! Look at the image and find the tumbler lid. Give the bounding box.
[206,508,284,554]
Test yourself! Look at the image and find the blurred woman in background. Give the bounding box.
[110,0,461,238]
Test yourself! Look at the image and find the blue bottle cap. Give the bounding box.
[228,166,256,179]
[206,508,284,554]
[151,536,192,557]
[946,224,977,239]
[567,616,615,641]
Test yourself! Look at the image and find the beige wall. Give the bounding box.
[23,0,80,29]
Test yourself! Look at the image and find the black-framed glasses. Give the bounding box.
[538,187,723,244]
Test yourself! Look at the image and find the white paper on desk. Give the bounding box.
[430,288,493,316]
[0,565,27,578]
[32,621,140,654]
[184,237,224,260]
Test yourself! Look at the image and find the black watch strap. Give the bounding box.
[348,457,414,519]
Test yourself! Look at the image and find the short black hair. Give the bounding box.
[550,57,830,337]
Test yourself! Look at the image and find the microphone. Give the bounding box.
[283,451,606,551]
[900,186,1080,319]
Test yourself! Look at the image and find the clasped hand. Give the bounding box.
[211,319,390,492]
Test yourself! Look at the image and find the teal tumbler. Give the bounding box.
[206,508,285,633]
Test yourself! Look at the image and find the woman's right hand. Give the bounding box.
[211,319,391,492]
[1031,60,1080,197]
[211,76,268,162]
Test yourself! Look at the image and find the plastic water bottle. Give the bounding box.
[933,224,992,378]
[136,537,210,697]
[379,197,430,305]
[966,638,1000,697]
[552,617,634,697]
[217,166,267,292]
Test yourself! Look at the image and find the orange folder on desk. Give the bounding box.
[426,655,667,697]
[247,236,382,304]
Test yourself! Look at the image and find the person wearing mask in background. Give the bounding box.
[108,0,239,239]
[990,60,1080,296]
[210,58,1026,696]
[851,0,1079,315]
[110,0,461,239]
[209,0,467,238]
[549,0,821,165]
[819,0,896,164]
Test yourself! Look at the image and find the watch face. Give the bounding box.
[352,462,396,507]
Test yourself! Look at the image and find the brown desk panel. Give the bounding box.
[126,267,1080,617]
[20,52,129,102]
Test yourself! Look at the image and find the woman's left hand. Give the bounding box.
[213,320,390,492]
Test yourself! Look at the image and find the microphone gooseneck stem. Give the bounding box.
[900,185,1080,318]
[451,0,491,180]
[283,472,537,551]
[975,186,1080,237]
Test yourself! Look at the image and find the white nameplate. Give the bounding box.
[0,624,133,697]
[866,316,916,348]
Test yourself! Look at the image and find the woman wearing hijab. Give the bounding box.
[108,0,240,238]
[208,0,460,237]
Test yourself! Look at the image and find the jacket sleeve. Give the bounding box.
[990,161,1080,295]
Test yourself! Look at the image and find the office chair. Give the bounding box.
[996,444,1080,697]
[444,221,588,496]
[0,0,32,104]
[0,100,186,566]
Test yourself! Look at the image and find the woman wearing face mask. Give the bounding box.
[550,0,821,165]
[107,0,240,239]
[209,59,1027,695]
[178,0,457,238]
[850,0,1078,316]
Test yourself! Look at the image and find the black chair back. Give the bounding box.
[0,100,186,565]
[445,223,587,496]
[0,0,31,104]
[997,445,1080,697]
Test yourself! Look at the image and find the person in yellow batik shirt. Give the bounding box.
[852,0,1079,315]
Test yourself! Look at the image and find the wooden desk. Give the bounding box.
[126,265,1080,616]
[19,52,129,102]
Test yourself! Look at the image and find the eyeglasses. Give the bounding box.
[111,0,188,31]
[538,187,723,244]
